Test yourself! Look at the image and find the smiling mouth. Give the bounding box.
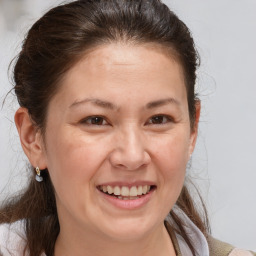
[97,185,156,200]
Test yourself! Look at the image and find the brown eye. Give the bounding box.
[147,115,172,125]
[82,116,108,125]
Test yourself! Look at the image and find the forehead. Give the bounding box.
[77,43,183,77]
[51,43,187,108]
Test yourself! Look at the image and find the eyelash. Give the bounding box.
[80,115,173,126]
[146,115,173,125]
[80,116,108,126]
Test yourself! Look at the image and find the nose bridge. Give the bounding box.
[124,124,143,154]
[110,123,150,170]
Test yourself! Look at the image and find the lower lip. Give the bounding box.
[97,189,155,210]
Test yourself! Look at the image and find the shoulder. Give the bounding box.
[207,236,256,256]
[167,207,255,256]
[0,221,27,255]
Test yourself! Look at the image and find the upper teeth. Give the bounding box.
[100,185,151,197]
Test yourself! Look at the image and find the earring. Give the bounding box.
[35,167,43,182]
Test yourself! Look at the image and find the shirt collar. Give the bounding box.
[165,206,209,256]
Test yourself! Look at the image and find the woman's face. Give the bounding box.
[40,44,199,240]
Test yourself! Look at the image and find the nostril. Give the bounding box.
[109,152,151,171]
[108,142,151,170]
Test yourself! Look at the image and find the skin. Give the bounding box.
[15,43,200,256]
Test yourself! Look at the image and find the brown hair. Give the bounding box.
[0,1,209,255]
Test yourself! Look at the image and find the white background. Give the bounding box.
[0,0,255,250]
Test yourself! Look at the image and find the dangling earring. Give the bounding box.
[35,167,43,182]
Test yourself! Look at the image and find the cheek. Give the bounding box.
[152,130,190,169]
[150,130,190,192]
[145,132,189,216]
[44,128,109,193]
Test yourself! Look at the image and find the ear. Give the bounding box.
[15,107,47,169]
[188,100,201,157]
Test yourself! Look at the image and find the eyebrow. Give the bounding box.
[69,98,118,110]
[145,98,180,109]
[69,97,180,110]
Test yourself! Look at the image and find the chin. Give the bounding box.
[96,215,160,241]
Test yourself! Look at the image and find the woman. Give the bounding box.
[0,0,255,255]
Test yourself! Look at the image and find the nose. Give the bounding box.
[109,126,151,171]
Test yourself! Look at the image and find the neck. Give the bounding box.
[54,222,176,256]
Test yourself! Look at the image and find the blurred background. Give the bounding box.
[0,0,255,250]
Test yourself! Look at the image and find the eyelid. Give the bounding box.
[79,114,173,126]
[80,115,109,126]
[146,114,174,125]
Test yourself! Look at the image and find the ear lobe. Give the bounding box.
[15,107,47,169]
[188,100,201,156]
